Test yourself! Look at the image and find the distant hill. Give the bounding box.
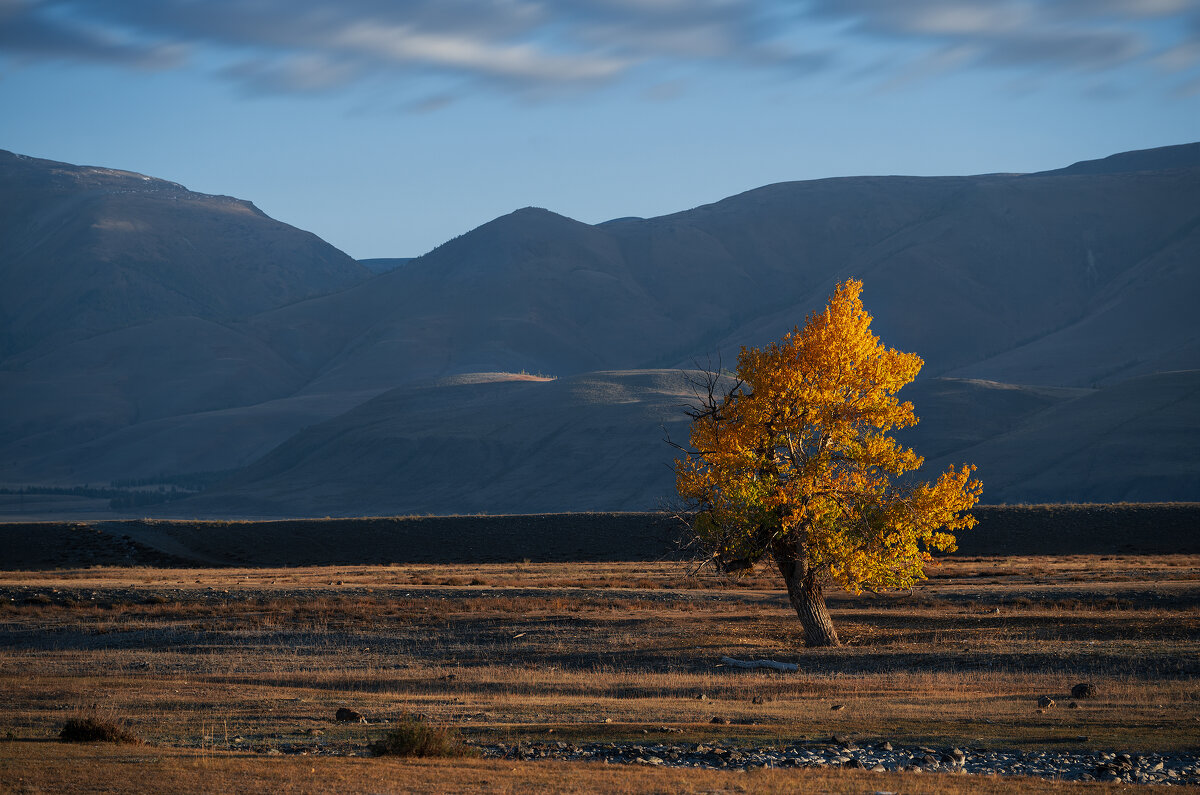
[244,162,1200,396]
[0,150,368,358]
[358,257,413,274]
[1,144,1197,513]
[1035,142,1200,176]
[176,371,1199,516]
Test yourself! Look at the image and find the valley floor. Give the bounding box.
[1,556,1197,792]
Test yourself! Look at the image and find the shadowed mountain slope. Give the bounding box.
[173,371,697,517]
[921,370,1200,504]
[0,150,368,358]
[1036,141,1200,176]
[180,371,1197,516]
[1,144,1197,511]
[244,160,1200,397]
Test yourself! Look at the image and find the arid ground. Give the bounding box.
[1,552,1198,793]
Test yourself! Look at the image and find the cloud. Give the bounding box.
[0,0,183,69]
[1,0,1196,99]
[0,0,832,97]
[806,0,1200,79]
[0,0,810,94]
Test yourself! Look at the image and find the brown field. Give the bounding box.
[1,554,1198,792]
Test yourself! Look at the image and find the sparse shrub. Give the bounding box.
[368,714,474,758]
[59,717,140,744]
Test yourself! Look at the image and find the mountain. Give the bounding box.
[1,144,1197,514]
[357,257,413,274]
[241,162,1200,397]
[0,150,369,358]
[1035,141,1200,177]
[171,371,696,517]
[173,371,1199,516]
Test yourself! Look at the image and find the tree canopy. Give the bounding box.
[675,279,981,646]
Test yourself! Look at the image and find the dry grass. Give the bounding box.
[0,742,1168,794]
[0,555,1197,792]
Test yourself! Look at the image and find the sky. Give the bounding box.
[1,1,1198,259]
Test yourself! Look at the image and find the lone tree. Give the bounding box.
[675,279,981,647]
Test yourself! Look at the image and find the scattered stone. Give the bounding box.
[334,707,366,723]
[1071,682,1097,699]
[1037,696,1055,708]
[462,738,1200,786]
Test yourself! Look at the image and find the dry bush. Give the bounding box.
[368,714,475,758]
[59,717,140,744]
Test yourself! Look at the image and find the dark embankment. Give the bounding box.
[1,504,1197,570]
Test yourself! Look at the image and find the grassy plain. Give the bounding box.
[1,555,1197,792]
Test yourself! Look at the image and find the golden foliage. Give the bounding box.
[676,279,982,593]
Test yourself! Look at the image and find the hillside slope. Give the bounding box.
[179,371,1198,516]
[1,144,1197,511]
[238,162,1200,399]
[0,150,368,358]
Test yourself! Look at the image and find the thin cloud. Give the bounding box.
[0,0,183,69]
[1,0,1196,99]
[807,0,1200,77]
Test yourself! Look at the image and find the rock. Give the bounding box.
[696,693,707,701]
[1068,701,1079,709]
[830,704,845,712]
[1037,696,1055,708]
[879,741,893,751]
[751,696,765,705]
[1071,682,1097,699]
[945,748,966,766]
[334,707,366,723]
[711,716,730,725]
[831,733,852,746]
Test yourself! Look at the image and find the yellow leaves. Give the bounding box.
[677,278,982,593]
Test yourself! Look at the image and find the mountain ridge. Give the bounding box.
[1,143,1197,513]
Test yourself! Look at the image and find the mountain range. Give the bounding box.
[1,143,1197,516]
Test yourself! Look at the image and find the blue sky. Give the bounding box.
[2,1,1198,258]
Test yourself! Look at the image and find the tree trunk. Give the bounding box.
[773,539,840,647]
